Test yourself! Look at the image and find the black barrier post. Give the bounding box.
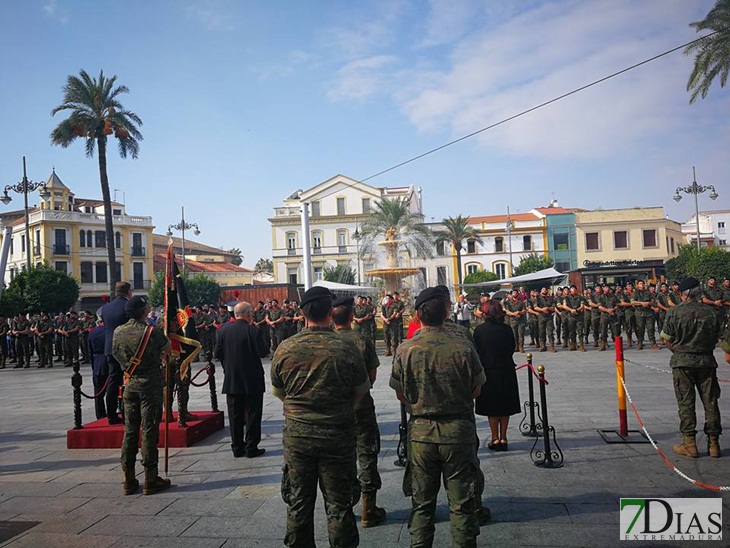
[71,361,83,429]
[207,358,219,412]
[394,403,407,467]
[519,353,541,437]
[530,365,564,468]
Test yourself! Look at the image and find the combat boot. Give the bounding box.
[361,492,387,528]
[519,345,524,353]
[385,347,392,357]
[672,435,698,458]
[122,468,139,495]
[637,341,643,350]
[143,472,172,495]
[579,343,586,352]
[562,340,568,349]
[549,344,556,353]
[708,435,721,458]
[599,341,606,351]
[569,343,576,351]
[475,505,491,526]
[539,340,547,352]
[593,340,599,348]
[627,338,633,348]
[650,342,659,350]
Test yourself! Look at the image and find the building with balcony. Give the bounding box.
[682,209,730,250]
[0,169,154,309]
[269,174,422,287]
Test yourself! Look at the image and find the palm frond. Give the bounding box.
[684,0,730,103]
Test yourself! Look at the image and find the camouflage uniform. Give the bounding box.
[271,326,370,548]
[365,301,377,348]
[335,328,383,498]
[13,315,32,368]
[35,316,54,368]
[504,297,526,351]
[113,318,170,483]
[526,296,539,346]
[0,317,7,369]
[660,300,721,438]
[536,293,555,351]
[268,306,285,352]
[204,311,217,358]
[620,290,636,345]
[598,292,619,346]
[656,290,671,333]
[632,287,657,347]
[65,314,82,366]
[252,306,270,353]
[390,325,486,547]
[703,284,726,333]
[562,293,585,350]
[382,301,399,354]
[588,292,602,347]
[353,302,368,336]
[391,297,406,348]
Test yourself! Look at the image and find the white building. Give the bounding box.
[682,210,730,250]
[269,174,423,286]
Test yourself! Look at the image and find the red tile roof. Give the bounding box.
[533,207,583,215]
[468,213,539,224]
[153,254,252,274]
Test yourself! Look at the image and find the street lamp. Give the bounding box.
[166,206,200,273]
[1,157,50,271]
[353,224,361,286]
[674,167,718,251]
[506,206,514,276]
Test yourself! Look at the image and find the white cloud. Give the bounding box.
[185,0,234,31]
[254,50,321,81]
[328,55,397,102]
[43,0,68,23]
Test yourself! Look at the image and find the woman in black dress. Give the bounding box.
[473,299,521,451]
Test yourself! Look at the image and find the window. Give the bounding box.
[436,266,447,286]
[95,262,108,284]
[79,230,86,248]
[362,198,371,213]
[436,241,446,256]
[21,234,25,253]
[553,232,569,251]
[337,230,347,253]
[336,197,345,216]
[719,221,726,234]
[494,263,507,279]
[613,231,628,249]
[113,208,122,216]
[80,262,93,283]
[133,263,144,290]
[312,231,322,252]
[555,261,570,273]
[494,237,503,253]
[86,230,92,247]
[34,229,41,255]
[523,235,532,251]
[286,232,297,255]
[55,261,67,274]
[112,262,121,281]
[670,237,675,253]
[719,239,727,246]
[310,201,320,217]
[585,232,600,251]
[314,267,323,281]
[94,230,106,248]
[10,238,13,254]
[115,231,121,249]
[642,229,657,248]
[466,263,480,275]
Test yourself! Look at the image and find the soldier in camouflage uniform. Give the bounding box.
[267,299,286,352]
[619,283,636,347]
[381,294,398,356]
[113,295,172,496]
[587,286,602,348]
[392,292,406,348]
[390,287,486,547]
[702,276,726,336]
[598,286,619,351]
[13,312,32,369]
[271,286,370,548]
[365,296,377,348]
[660,277,722,459]
[561,285,585,351]
[332,296,387,528]
[252,301,270,354]
[504,290,527,352]
[526,289,539,347]
[534,287,556,352]
[35,312,54,368]
[0,316,7,369]
[559,287,570,348]
[203,307,217,359]
[632,280,659,350]
[353,295,369,335]
[64,310,82,366]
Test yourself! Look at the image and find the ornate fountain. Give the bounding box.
[365,228,420,294]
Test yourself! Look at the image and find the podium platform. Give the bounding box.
[66,411,224,449]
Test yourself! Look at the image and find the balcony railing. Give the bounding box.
[132,279,153,290]
[338,245,347,253]
[287,248,296,256]
[53,244,70,255]
[313,247,322,255]
[131,246,146,257]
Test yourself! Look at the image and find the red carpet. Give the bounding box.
[66,411,225,449]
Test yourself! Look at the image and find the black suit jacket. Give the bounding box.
[101,296,129,356]
[88,325,108,376]
[215,319,268,395]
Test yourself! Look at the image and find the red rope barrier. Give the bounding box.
[79,375,111,400]
[515,363,549,385]
[190,365,211,387]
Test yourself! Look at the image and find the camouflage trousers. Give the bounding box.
[281,429,359,548]
[623,313,636,342]
[527,317,538,343]
[405,440,480,548]
[384,322,402,352]
[121,387,163,478]
[673,367,722,436]
[354,404,382,494]
[510,320,525,349]
[565,315,584,346]
[635,314,656,344]
[538,316,554,347]
[39,337,53,366]
[582,315,592,344]
[599,315,618,343]
[554,315,562,341]
[270,326,285,352]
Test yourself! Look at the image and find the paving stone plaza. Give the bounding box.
[1,343,729,547]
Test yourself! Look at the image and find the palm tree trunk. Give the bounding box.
[456,248,463,288]
[97,136,118,296]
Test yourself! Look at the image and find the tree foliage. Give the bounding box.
[463,270,499,285]
[685,0,730,103]
[255,258,273,273]
[360,197,433,260]
[323,263,356,285]
[51,69,143,294]
[513,254,554,277]
[228,248,243,266]
[148,270,221,308]
[0,264,80,315]
[433,215,483,287]
[665,245,730,281]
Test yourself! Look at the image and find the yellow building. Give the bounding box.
[0,169,154,309]
[573,207,682,287]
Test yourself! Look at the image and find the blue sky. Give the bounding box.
[0,0,727,267]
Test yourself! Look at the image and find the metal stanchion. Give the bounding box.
[71,361,83,429]
[207,358,219,413]
[394,403,408,467]
[519,353,542,437]
[530,365,564,468]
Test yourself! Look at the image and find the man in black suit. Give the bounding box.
[101,281,132,425]
[88,319,108,420]
[215,301,268,458]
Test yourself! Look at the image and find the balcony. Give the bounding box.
[131,246,146,257]
[338,245,347,254]
[312,247,322,255]
[287,248,296,256]
[132,279,153,290]
[53,244,70,255]
[33,246,41,256]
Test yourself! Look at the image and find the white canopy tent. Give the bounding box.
[309,279,380,297]
[461,267,568,288]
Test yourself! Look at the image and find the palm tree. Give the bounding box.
[685,0,730,103]
[360,197,434,261]
[51,69,143,293]
[433,215,483,287]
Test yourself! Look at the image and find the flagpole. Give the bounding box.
[164,354,170,476]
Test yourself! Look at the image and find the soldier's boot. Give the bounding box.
[562,339,568,348]
[627,338,633,348]
[708,435,721,458]
[475,505,492,526]
[519,345,524,353]
[569,343,576,351]
[385,347,392,357]
[599,341,606,351]
[549,344,556,353]
[177,385,198,426]
[0,355,4,369]
[593,340,599,348]
[579,343,586,352]
[539,340,547,352]
[122,468,139,495]
[672,435,699,458]
[650,342,659,350]
[360,492,387,528]
[637,341,644,350]
[143,470,172,495]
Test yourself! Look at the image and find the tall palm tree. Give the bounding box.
[360,197,433,261]
[433,215,483,287]
[51,69,143,293]
[685,0,730,103]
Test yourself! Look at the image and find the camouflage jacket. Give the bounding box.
[112,318,171,392]
[660,300,720,368]
[390,325,485,444]
[270,326,370,435]
[335,327,379,412]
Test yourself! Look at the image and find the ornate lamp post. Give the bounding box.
[354,224,361,286]
[1,157,50,271]
[166,206,200,273]
[674,167,718,252]
[506,207,515,276]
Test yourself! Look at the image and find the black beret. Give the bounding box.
[678,277,700,292]
[415,287,446,309]
[332,296,354,308]
[434,285,450,298]
[125,295,149,314]
[300,286,334,308]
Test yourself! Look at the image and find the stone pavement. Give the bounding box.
[1,341,729,547]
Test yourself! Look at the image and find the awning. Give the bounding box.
[461,267,568,288]
[310,279,380,296]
